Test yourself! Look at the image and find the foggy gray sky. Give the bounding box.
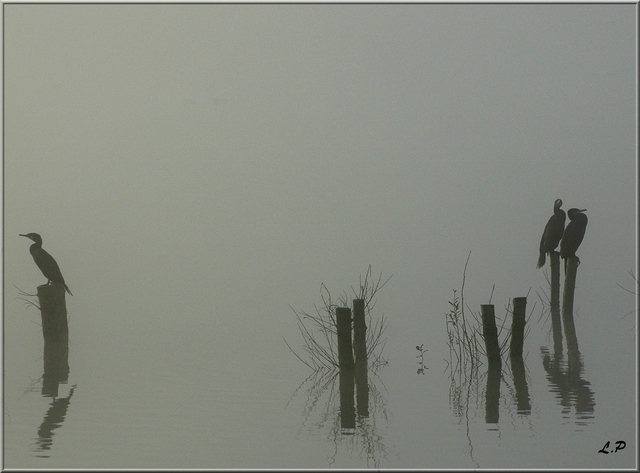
[4,4,636,327]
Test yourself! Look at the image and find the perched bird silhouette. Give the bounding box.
[560,208,588,270]
[20,233,72,295]
[536,199,566,269]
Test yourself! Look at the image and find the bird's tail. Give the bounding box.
[536,252,546,269]
[64,284,73,296]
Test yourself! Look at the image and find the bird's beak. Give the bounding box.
[580,209,587,212]
[19,234,27,237]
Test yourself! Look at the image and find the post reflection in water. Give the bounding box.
[447,299,534,426]
[445,227,598,437]
[510,356,531,415]
[447,317,595,429]
[338,366,356,430]
[285,268,392,466]
[447,344,533,424]
[540,347,595,427]
[18,283,77,457]
[287,365,390,468]
[539,226,595,427]
[484,365,501,424]
[34,385,77,456]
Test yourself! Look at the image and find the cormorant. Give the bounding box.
[536,199,566,268]
[560,208,587,269]
[20,233,72,295]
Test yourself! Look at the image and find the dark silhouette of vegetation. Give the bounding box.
[415,344,428,374]
[616,270,638,320]
[284,266,390,371]
[445,252,534,371]
[284,266,392,467]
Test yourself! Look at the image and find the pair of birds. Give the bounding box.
[536,199,587,270]
[20,233,73,296]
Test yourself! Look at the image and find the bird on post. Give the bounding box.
[560,208,588,269]
[20,233,73,296]
[536,199,566,269]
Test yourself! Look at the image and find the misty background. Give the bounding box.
[3,4,637,468]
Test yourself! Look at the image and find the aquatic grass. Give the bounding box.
[284,265,390,371]
[616,270,638,319]
[445,253,535,373]
[415,344,428,374]
[14,285,41,312]
[445,253,484,372]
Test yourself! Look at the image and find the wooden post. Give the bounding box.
[352,299,369,417]
[352,299,367,368]
[37,284,69,396]
[42,341,70,396]
[37,285,68,344]
[481,304,501,369]
[549,251,563,356]
[336,306,356,428]
[509,297,527,359]
[336,307,354,371]
[561,257,580,353]
[509,299,531,413]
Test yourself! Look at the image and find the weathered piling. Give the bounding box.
[561,257,580,353]
[42,341,69,397]
[509,297,527,359]
[352,299,369,417]
[481,304,501,369]
[549,251,563,356]
[37,284,69,344]
[352,299,367,369]
[37,284,70,396]
[509,297,531,415]
[336,307,356,427]
[336,307,354,371]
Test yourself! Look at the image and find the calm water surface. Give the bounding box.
[3,264,636,469]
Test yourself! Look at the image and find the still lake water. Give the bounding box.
[3,260,637,469]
